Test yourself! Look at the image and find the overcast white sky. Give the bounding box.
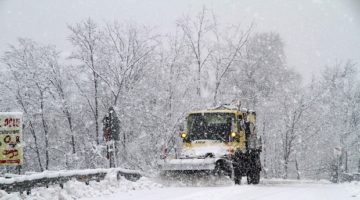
[1,0,359,82]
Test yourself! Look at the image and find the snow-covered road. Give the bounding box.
[1,176,359,200]
[81,179,360,200]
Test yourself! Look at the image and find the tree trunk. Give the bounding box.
[213,81,220,106]
[284,159,288,179]
[29,121,44,171]
[197,61,201,97]
[63,109,76,154]
[295,156,301,180]
[283,130,289,179]
[344,150,348,173]
[93,71,100,145]
[40,92,50,170]
[262,121,267,178]
[168,63,174,120]
[16,95,43,171]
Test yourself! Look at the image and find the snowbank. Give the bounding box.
[260,178,331,185]
[0,173,162,200]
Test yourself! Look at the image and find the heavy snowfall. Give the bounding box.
[0,0,360,199]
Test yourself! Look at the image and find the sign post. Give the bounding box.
[102,107,120,168]
[0,112,23,166]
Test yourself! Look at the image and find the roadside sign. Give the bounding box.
[0,112,23,166]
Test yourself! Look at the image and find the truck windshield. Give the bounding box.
[187,113,234,142]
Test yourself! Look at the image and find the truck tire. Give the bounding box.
[247,170,260,184]
[246,172,252,184]
[234,175,241,184]
[252,171,260,184]
[214,161,225,177]
[214,160,235,179]
[233,166,242,184]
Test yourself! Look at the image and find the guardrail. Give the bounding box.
[0,168,141,195]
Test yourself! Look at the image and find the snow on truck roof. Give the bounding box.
[188,109,239,115]
[188,104,256,115]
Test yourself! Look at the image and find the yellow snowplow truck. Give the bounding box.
[158,105,262,184]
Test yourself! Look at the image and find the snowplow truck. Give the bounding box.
[158,105,262,184]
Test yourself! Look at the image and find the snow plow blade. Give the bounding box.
[158,158,218,171]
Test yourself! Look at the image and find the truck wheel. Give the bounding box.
[234,175,241,184]
[247,170,260,184]
[252,171,260,184]
[246,172,252,184]
[234,167,242,184]
[214,161,225,177]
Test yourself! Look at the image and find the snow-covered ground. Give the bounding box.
[81,184,360,200]
[1,176,359,200]
[80,178,360,200]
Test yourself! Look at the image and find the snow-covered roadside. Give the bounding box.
[1,176,359,200]
[0,173,162,200]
